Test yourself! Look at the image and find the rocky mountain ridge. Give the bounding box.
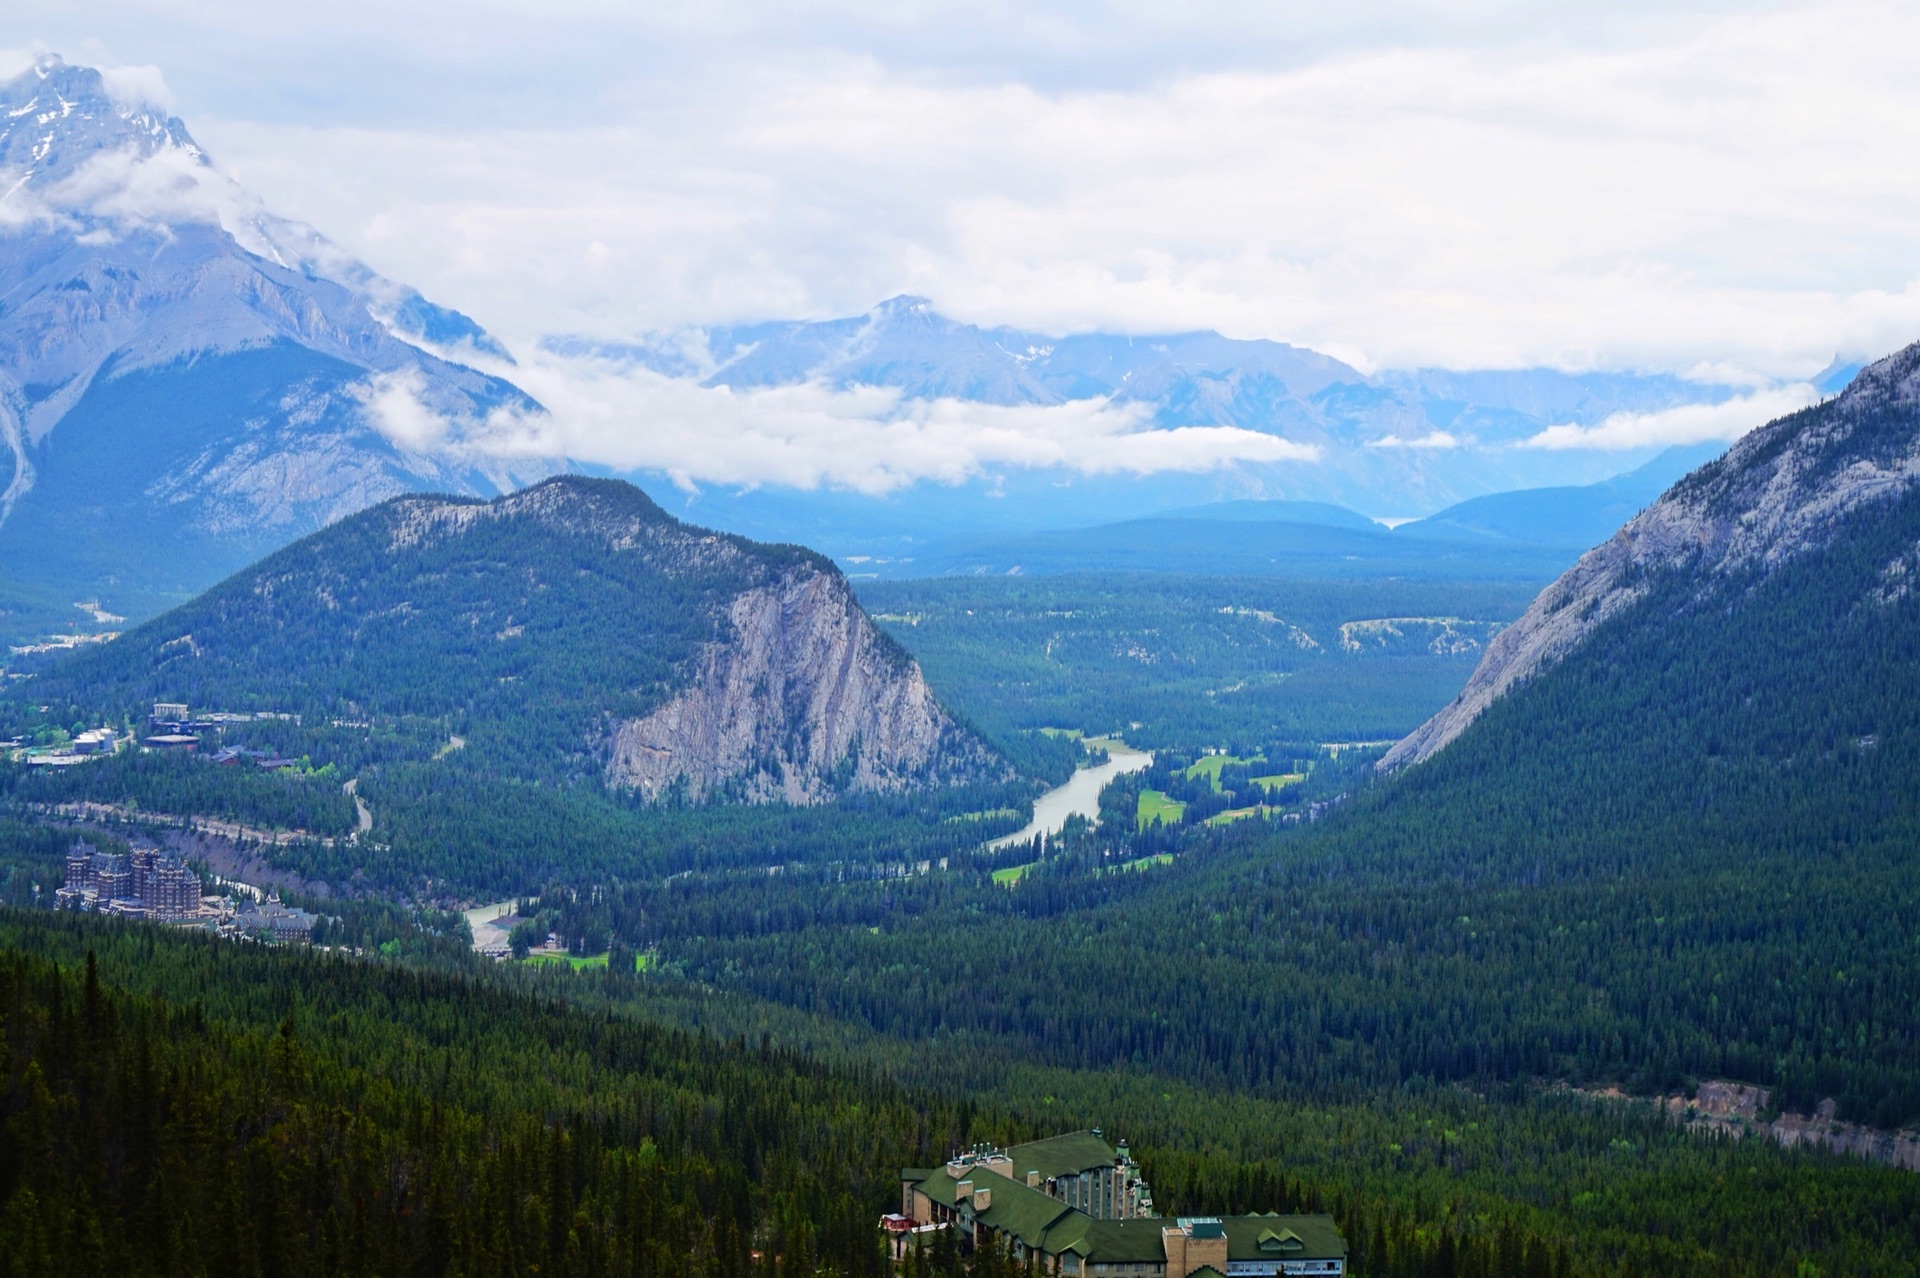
[609,568,980,803]
[1382,339,1920,768]
[41,475,1003,805]
[564,294,1764,519]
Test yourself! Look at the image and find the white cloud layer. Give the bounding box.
[17,3,1920,388]
[105,0,1918,384]
[349,353,1320,491]
[1369,432,1461,450]
[1522,384,1823,451]
[358,351,1320,493]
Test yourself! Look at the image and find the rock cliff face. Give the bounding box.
[389,477,1003,803]
[608,568,995,803]
[1382,339,1920,769]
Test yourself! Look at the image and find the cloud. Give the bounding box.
[1367,431,1460,450]
[351,369,454,452]
[1521,383,1822,451]
[97,63,174,113]
[355,349,1319,494]
[165,0,1920,383]
[41,147,225,228]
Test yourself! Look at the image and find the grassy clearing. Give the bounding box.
[992,862,1038,886]
[1185,753,1263,790]
[1115,852,1174,873]
[1036,727,1084,740]
[522,951,652,971]
[1205,806,1269,828]
[1251,772,1307,792]
[522,952,605,970]
[1137,789,1187,830]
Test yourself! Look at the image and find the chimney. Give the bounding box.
[973,1188,992,1211]
[1026,1171,1041,1188]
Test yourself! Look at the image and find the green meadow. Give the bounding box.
[1137,788,1187,829]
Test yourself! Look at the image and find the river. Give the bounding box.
[987,736,1152,851]
[464,899,520,954]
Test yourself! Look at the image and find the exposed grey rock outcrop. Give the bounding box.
[608,567,1000,803]
[1382,339,1920,770]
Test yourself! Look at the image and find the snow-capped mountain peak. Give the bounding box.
[0,56,558,633]
[0,54,200,194]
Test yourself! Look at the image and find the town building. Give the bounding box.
[56,840,201,921]
[71,727,118,755]
[895,1133,1345,1277]
[235,892,319,942]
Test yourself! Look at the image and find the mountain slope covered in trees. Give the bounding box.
[28,475,1003,807]
[1386,339,1920,768]
[520,350,1920,1139]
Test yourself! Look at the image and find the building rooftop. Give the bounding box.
[902,1159,1345,1265]
[1223,1214,1347,1262]
[1006,1130,1125,1181]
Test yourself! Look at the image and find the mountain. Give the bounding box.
[40,475,1002,804]
[575,295,1756,532]
[1143,498,1383,529]
[831,454,1748,583]
[887,511,1571,581]
[1392,442,1729,548]
[600,340,1920,1171]
[0,55,559,638]
[1383,345,1920,769]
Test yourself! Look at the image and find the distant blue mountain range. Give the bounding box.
[820,444,1733,583]
[568,294,1763,528]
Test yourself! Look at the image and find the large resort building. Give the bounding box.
[891,1133,1346,1277]
[56,839,200,921]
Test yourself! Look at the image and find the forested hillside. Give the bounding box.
[858,574,1538,753]
[5,905,1918,1278]
[0,910,941,1277]
[530,415,1920,1133]
[0,476,1029,893]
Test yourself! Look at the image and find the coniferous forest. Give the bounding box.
[6,416,1920,1276]
[5,908,1919,1278]
[15,26,1920,1278]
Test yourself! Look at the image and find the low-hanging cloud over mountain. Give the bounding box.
[357,350,1322,495]
[1521,384,1823,452]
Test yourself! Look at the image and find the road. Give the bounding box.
[343,777,373,836]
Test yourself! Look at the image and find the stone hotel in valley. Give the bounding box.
[56,840,200,921]
[889,1133,1346,1277]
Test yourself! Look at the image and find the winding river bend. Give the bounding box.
[988,736,1153,850]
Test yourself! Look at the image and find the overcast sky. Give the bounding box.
[11,1,1920,381]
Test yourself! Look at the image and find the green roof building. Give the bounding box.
[892,1132,1346,1277]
